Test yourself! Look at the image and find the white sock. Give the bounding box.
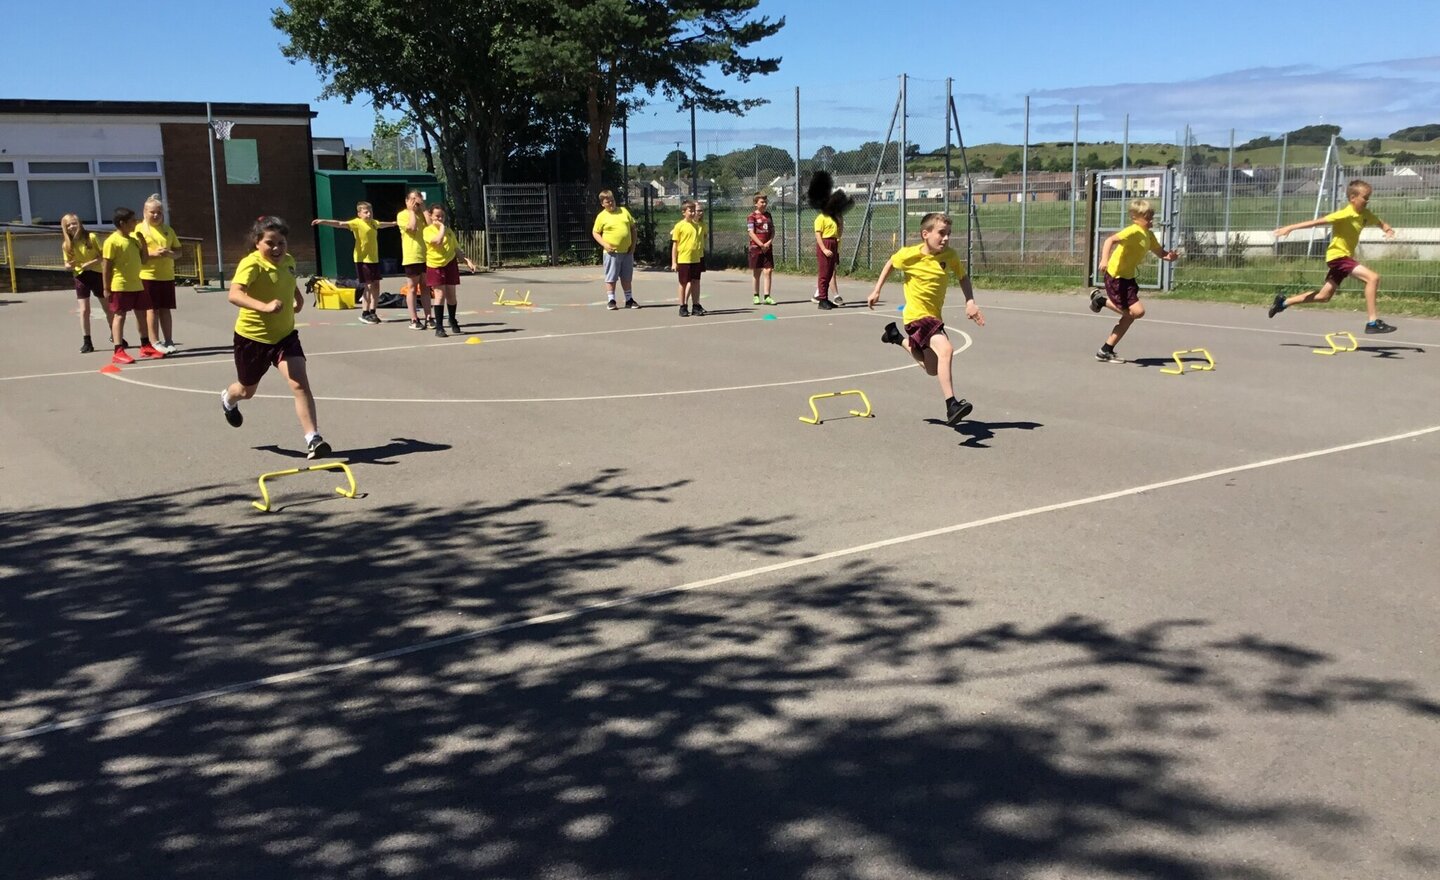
[305,432,320,444]
[607,293,616,301]
[220,389,237,410]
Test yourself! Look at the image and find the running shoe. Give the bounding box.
[1095,348,1126,363]
[80,338,94,354]
[881,322,904,345]
[306,435,332,460]
[1268,293,1286,319]
[679,305,690,317]
[625,298,640,309]
[946,398,973,426]
[817,299,836,310]
[1090,289,1107,313]
[138,343,166,359]
[607,299,618,310]
[112,348,135,365]
[691,303,708,316]
[1365,319,1397,334]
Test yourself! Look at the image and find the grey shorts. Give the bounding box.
[602,251,634,284]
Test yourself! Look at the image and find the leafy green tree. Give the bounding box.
[1364,137,1383,157]
[1390,124,1440,142]
[1286,124,1341,145]
[510,0,784,195]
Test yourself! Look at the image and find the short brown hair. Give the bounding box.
[1128,199,1154,219]
[598,189,615,203]
[753,192,768,204]
[356,201,373,212]
[919,212,952,232]
[1346,179,1373,199]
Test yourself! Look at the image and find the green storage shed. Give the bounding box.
[313,170,444,278]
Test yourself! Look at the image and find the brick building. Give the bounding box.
[0,99,323,275]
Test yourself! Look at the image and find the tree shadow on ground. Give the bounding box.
[1,474,1436,878]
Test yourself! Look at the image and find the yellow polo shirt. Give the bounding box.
[892,244,966,324]
[1105,223,1160,279]
[232,251,298,344]
[346,217,381,264]
[102,230,145,292]
[397,209,427,265]
[66,232,102,275]
[814,214,840,240]
[593,207,635,251]
[1323,204,1380,261]
[137,221,181,282]
[670,219,704,263]
[425,224,458,268]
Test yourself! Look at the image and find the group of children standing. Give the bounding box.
[60,196,182,361]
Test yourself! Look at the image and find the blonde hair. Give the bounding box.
[1346,179,1373,199]
[60,213,87,257]
[598,189,615,202]
[1128,198,1154,219]
[753,192,768,204]
[920,212,952,232]
[143,193,163,209]
[356,201,373,212]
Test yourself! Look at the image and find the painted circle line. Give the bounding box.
[106,332,973,404]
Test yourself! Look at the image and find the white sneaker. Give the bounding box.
[811,290,821,301]
[158,342,177,354]
[832,295,844,306]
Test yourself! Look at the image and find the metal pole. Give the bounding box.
[622,113,629,201]
[1020,95,1029,261]
[944,78,953,217]
[674,141,681,185]
[950,97,977,269]
[1222,128,1235,258]
[1121,112,1130,210]
[795,86,802,268]
[205,102,224,279]
[1274,132,1288,249]
[899,73,908,245]
[689,105,698,199]
[1070,105,1079,255]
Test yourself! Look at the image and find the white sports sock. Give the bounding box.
[305,432,320,444]
[221,389,237,410]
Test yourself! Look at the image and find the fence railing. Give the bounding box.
[1,227,207,293]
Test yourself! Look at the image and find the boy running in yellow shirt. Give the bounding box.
[1088,199,1177,363]
[1270,179,1397,334]
[867,213,985,426]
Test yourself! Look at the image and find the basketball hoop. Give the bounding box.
[211,119,236,141]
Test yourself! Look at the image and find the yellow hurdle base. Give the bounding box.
[1159,348,1215,375]
[1313,331,1358,355]
[799,389,874,424]
[253,461,358,512]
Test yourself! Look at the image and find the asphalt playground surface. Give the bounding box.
[1,264,1437,879]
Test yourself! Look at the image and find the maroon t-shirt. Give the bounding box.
[747,210,773,250]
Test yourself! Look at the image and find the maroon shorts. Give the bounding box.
[109,288,153,314]
[403,262,426,280]
[234,330,305,387]
[677,261,703,285]
[904,316,946,352]
[426,259,460,287]
[143,279,177,310]
[816,237,839,296]
[356,262,383,284]
[74,271,104,299]
[1325,257,1358,286]
[748,248,774,270]
[1103,272,1141,309]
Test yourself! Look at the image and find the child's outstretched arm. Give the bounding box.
[311,219,348,229]
[959,275,985,326]
[1273,217,1330,238]
[375,220,398,230]
[1151,240,1178,262]
[866,258,895,309]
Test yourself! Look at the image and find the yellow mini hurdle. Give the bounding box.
[1159,348,1216,375]
[799,390,874,425]
[253,462,358,512]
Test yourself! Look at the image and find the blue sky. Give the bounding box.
[7,1,1440,164]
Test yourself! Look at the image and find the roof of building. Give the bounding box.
[0,99,316,120]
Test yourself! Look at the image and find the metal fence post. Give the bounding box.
[547,184,559,266]
[689,105,698,199]
[1274,133,1288,253]
[1070,105,1079,255]
[899,73,908,246]
[794,86,801,269]
[1020,95,1029,262]
[1222,128,1235,258]
[944,78,953,217]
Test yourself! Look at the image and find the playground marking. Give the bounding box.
[4,421,1436,743]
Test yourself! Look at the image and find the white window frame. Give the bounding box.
[4,156,166,228]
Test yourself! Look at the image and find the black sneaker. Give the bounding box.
[1089,289,1106,313]
[606,299,619,311]
[306,436,332,460]
[946,398,973,426]
[1365,319,1397,334]
[223,401,243,428]
[80,338,94,354]
[434,325,448,338]
[817,298,837,310]
[691,303,708,316]
[679,305,690,317]
[449,320,463,334]
[881,322,904,345]
[1268,293,1286,319]
[1095,348,1126,363]
[625,298,640,309]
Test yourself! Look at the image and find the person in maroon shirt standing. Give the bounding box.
[747,193,776,306]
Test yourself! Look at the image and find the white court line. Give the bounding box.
[5,422,1436,743]
[0,309,887,383]
[985,302,1437,348]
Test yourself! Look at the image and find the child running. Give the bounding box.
[867,212,985,426]
[312,201,397,325]
[424,205,477,337]
[397,190,431,330]
[1087,198,1177,362]
[137,194,183,353]
[670,200,706,316]
[60,213,108,353]
[220,216,332,460]
[591,190,639,310]
[747,192,776,305]
[1270,179,1398,334]
[101,207,160,363]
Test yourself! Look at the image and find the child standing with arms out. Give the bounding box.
[61,214,108,353]
[397,190,431,330]
[220,216,331,460]
[102,207,160,364]
[867,213,985,426]
[1270,179,1398,334]
[424,205,477,338]
[137,195,183,353]
[312,201,397,325]
[592,190,639,310]
[670,200,706,317]
[1088,198,1177,362]
[747,193,775,305]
